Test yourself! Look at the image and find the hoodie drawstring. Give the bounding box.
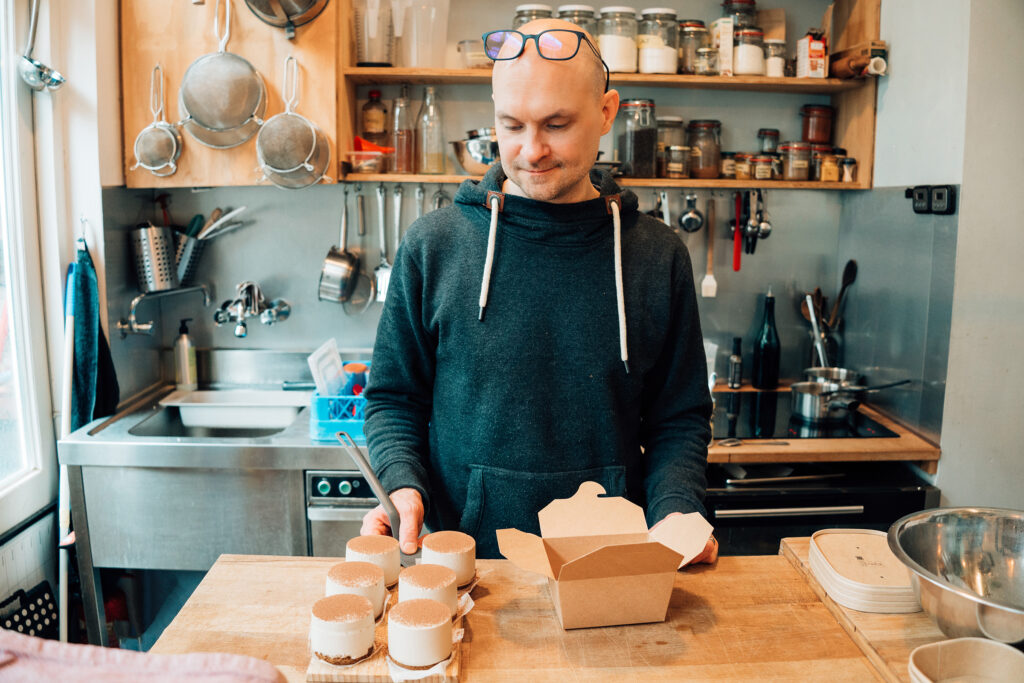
[610,199,629,374]
[478,193,501,321]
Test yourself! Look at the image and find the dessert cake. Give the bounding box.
[397,564,458,618]
[325,561,387,619]
[309,594,376,666]
[421,531,476,586]
[387,598,453,670]
[346,535,401,587]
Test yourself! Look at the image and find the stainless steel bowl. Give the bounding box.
[888,507,1024,647]
[451,138,499,175]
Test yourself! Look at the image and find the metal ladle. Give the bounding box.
[19,0,65,92]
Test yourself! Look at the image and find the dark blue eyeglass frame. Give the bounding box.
[481,29,611,93]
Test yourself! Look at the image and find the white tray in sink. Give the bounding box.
[160,390,312,429]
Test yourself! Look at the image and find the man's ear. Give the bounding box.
[599,89,620,136]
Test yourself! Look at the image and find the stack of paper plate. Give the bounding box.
[809,529,921,613]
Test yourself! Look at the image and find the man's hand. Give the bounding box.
[689,536,719,565]
[359,488,425,555]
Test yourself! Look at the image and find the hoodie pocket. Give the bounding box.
[458,464,627,558]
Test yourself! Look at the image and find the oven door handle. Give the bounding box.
[307,507,373,522]
[714,505,865,519]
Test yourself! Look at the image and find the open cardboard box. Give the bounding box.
[496,481,713,630]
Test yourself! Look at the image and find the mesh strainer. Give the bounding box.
[131,64,183,177]
[256,56,331,189]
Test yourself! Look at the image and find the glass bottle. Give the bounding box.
[416,86,445,174]
[751,286,781,389]
[361,89,388,146]
[728,337,743,389]
[391,85,415,174]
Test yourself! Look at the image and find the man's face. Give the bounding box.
[492,24,618,203]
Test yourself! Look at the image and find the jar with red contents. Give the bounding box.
[801,104,835,144]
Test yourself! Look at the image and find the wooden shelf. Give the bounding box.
[341,67,866,94]
[342,172,869,190]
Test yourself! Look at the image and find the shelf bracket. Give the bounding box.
[117,284,211,338]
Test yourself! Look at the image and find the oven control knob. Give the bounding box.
[338,480,353,496]
[316,479,331,496]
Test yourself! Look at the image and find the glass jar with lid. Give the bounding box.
[841,157,858,183]
[638,8,679,74]
[757,128,779,153]
[751,155,773,180]
[734,152,752,180]
[801,104,836,144]
[733,28,765,75]
[686,119,721,179]
[810,143,831,180]
[764,39,786,77]
[780,141,811,180]
[656,115,685,177]
[513,4,554,28]
[677,20,709,74]
[820,153,840,182]
[616,99,657,177]
[557,5,598,36]
[695,47,718,75]
[598,7,638,73]
[723,0,757,27]
[665,145,690,178]
[720,151,736,178]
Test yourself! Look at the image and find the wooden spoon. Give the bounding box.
[828,260,858,327]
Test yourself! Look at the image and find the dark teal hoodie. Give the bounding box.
[364,165,711,558]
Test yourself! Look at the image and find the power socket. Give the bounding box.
[905,186,932,214]
[930,185,956,214]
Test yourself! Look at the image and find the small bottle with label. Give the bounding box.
[727,337,743,389]
[174,318,197,391]
[361,89,388,146]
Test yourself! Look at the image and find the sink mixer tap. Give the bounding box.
[213,281,291,338]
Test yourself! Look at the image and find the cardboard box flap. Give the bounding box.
[648,512,714,566]
[558,541,684,582]
[537,481,648,538]
[496,528,555,579]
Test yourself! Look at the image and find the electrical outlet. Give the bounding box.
[905,185,932,214]
[930,185,956,214]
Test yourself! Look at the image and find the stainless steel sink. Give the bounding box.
[127,407,287,438]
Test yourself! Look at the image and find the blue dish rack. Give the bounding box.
[309,362,370,443]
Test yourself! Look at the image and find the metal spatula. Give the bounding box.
[374,183,390,302]
[337,432,421,567]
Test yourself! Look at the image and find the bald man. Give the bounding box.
[362,19,716,564]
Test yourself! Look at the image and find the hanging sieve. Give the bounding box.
[131,65,183,177]
[255,55,331,189]
[178,0,266,148]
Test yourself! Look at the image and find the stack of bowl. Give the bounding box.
[451,128,499,175]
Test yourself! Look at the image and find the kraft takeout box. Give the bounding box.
[496,481,714,630]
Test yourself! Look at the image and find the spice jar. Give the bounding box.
[598,7,639,73]
[720,151,736,178]
[841,157,858,182]
[820,154,840,182]
[809,143,831,180]
[757,128,779,153]
[557,4,598,36]
[751,155,773,180]
[780,141,811,180]
[695,47,719,75]
[616,99,657,177]
[769,153,783,179]
[513,4,554,28]
[656,115,685,177]
[665,145,690,178]
[764,39,786,77]
[801,104,835,144]
[733,152,752,180]
[638,8,679,74]
[733,28,765,75]
[722,0,757,28]
[686,119,721,179]
[678,20,709,74]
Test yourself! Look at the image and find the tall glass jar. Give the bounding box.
[722,0,757,28]
[597,7,638,73]
[513,4,554,28]
[733,28,765,75]
[416,86,446,174]
[764,39,786,77]
[780,141,811,180]
[557,4,598,36]
[810,143,832,180]
[757,128,779,153]
[638,8,678,74]
[677,20,708,74]
[616,99,657,177]
[686,119,721,179]
[391,85,415,173]
[655,115,685,177]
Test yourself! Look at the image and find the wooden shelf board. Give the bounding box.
[341,67,865,94]
[342,172,868,190]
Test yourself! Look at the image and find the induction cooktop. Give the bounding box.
[712,390,899,440]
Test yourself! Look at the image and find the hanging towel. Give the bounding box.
[70,244,119,431]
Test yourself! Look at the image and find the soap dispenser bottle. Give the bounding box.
[174,318,198,391]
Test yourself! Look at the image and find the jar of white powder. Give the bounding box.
[637,8,678,74]
[597,6,638,73]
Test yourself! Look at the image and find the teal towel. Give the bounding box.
[70,245,119,431]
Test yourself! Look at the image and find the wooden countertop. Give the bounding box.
[780,537,946,683]
[152,554,882,681]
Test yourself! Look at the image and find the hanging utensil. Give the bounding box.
[805,294,829,367]
[757,189,772,239]
[701,198,717,298]
[732,191,742,271]
[415,184,426,221]
[355,184,366,236]
[432,185,451,211]
[393,184,404,254]
[828,259,858,327]
[18,0,65,92]
[679,193,704,233]
[745,190,759,253]
[131,65,183,177]
[659,190,671,226]
[374,183,391,302]
[319,187,360,304]
[244,0,329,39]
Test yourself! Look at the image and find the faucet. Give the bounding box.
[213,281,290,338]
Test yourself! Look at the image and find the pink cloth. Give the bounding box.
[0,629,284,682]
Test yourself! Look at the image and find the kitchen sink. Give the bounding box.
[127,407,287,438]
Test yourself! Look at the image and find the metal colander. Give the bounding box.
[132,64,182,176]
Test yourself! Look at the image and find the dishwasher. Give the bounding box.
[305,470,378,557]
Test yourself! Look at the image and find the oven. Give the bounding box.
[305,470,378,557]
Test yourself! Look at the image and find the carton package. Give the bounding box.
[797,32,828,78]
[710,17,734,77]
[496,481,714,630]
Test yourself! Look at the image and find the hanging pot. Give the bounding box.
[319,188,359,303]
[131,64,183,177]
[244,0,330,39]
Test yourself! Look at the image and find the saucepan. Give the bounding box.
[791,378,912,423]
[804,366,861,387]
[318,188,359,303]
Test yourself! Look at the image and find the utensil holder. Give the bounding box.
[130,225,179,292]
[174,232,205,286]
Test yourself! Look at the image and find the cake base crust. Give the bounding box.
[387,652,449,671]
[313,645,374,666]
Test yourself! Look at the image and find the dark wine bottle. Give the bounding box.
[751,286,781,389]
